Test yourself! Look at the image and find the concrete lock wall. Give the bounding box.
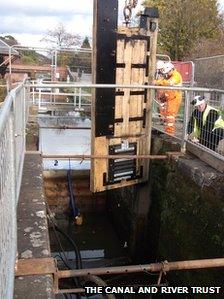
[108,132,224,285]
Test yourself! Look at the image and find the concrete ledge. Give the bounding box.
[14,153,54,298]
[169,153,224,200]
[186,141,224,173]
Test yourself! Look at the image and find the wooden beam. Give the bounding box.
[144,8,159,183]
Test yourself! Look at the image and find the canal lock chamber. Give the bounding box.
[43,169,164,298]
[26,113,224,298]
[35,114,163,297]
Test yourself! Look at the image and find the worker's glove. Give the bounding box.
[188,133,199,143]
[159,94,167,103]
[192,137,199,143]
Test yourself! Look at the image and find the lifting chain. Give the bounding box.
[123,0,138,26]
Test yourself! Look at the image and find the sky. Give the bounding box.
[0,0,143,48]
[0,0,223,48]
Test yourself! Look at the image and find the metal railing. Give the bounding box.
[29,81,91,112]
[8,45,92,86]
[153,87,224,165]
[0,80,223,297]
[28,82,224,165]
[0,77,28,299]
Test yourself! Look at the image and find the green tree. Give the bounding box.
[188,21,224,58]
[69,36,92,73]
[0,35,18,46]
[81,36,91,48]
[57,52,73,67]
[143,0,222,60]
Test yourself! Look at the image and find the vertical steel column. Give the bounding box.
[9,47,12,89]
[74,88,76,108]
[78,87,81,109]
[38,89,41,110]
[181,91,190,152]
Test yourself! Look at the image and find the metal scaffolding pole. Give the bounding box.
[42,154,167,160]
[15,257,224,294]
[57,258,224,279]
[27,82,224,93]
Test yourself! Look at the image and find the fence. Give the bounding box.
[194,55,224,90]
[8,45,92,85]
[29,82,224,166]
[0,80,223,297]
[29,82,92,114]
[153,87,224,165]
[0,77,28,298]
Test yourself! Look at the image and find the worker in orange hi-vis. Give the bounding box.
[154,62,183,134]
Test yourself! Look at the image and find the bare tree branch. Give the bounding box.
[41,23,82,48]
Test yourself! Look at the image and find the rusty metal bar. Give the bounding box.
[39,126,91,130]
[15,258,56,276]
[42,154,167,160]
[57,258,224,279]
[15,258,224,278]
[15,257,224,295]
[57,288,85,294]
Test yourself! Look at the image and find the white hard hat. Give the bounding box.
[192,95,206,107]
[156,60,165,70]
[163,62,174,74]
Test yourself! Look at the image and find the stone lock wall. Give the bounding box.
[108,132,224,287]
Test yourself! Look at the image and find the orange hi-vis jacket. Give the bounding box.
[155,69,183,134]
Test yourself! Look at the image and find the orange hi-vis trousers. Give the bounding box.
[155,69,183,134]
[164,90,182,134]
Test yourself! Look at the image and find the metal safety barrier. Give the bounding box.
[29,86,91,112]
[0,77,28,299]
[28,82,224,169]
[0,80,223,297]
[153,87,224,168]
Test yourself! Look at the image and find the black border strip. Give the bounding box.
[131,63,147,68]
[147,38,150,52]
[117,34,150,41]
[130,90,146,96]
[145,55,149,77]
[115,91,125,96]
[144,83,148,103]
[129,116,144,122]
[114,118,123,123]
[142,108,146,128]
[116,63,125,68]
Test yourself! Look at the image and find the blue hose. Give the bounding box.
[67,160,80,218]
